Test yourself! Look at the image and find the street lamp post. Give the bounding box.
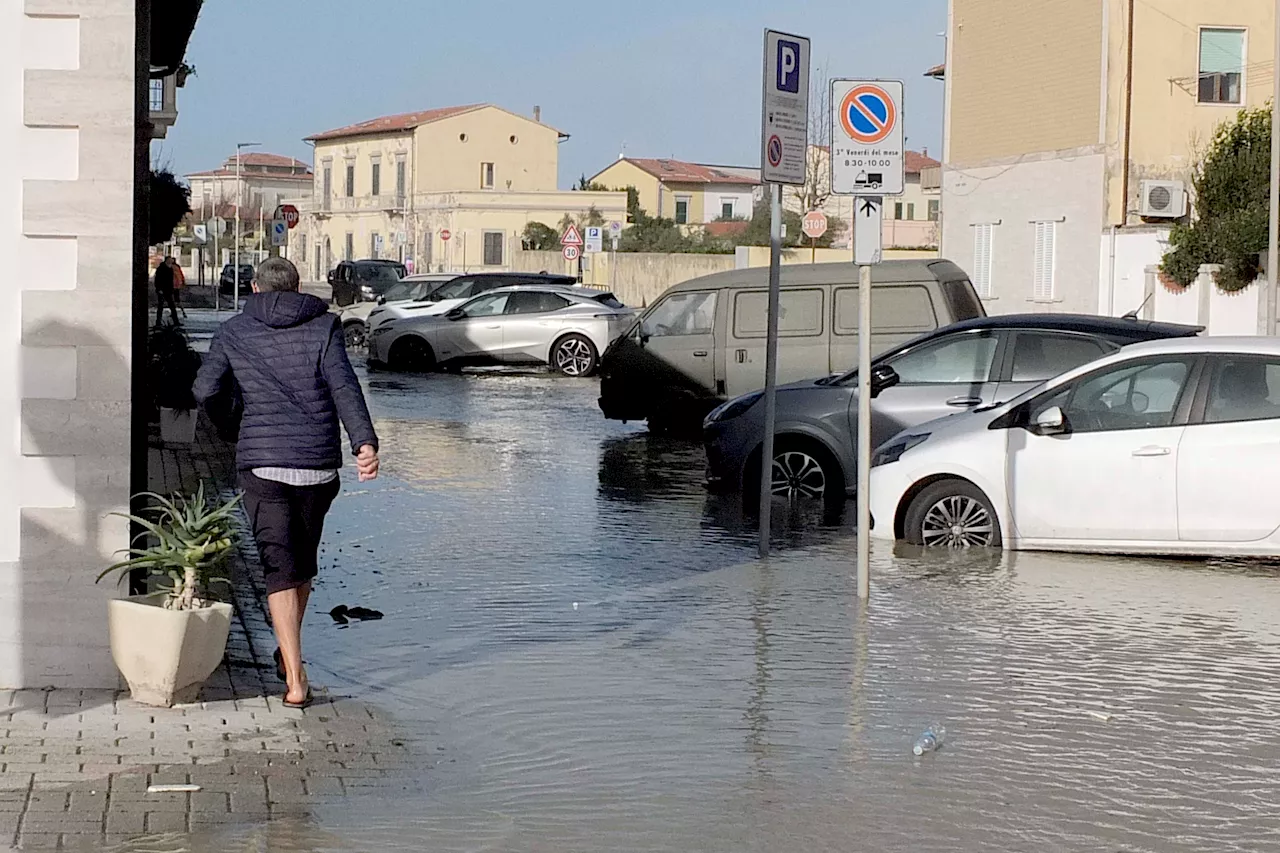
[234,142,261,309]
[1268,1,1280,336]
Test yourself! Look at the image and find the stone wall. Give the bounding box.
[0,0,135,688]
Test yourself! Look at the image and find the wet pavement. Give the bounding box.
[121,361,1280,852]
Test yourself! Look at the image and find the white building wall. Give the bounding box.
[941,149,1106,315]
[1096,227,1171,318]
[702,189,755,223]
[2,0,135,688]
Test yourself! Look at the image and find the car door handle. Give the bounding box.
[1132,446,1171,457]
[693,350,708,357]
[736,349,747,363]
[946,396,983,407]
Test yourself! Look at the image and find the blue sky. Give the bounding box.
[156,0,947,187]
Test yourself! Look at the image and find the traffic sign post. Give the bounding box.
[270,219,287,248]
[830,81,904,601]
[802,210,827,263]
[440,229,452,242]
[831,80,905,196]
[758,29,811,559]
[584,226,604,254]
[561,224,583,247]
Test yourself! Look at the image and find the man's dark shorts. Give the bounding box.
[240,471,341,595]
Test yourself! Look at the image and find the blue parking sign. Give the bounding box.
[776,39,801,93]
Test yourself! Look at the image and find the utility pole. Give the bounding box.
[1268,0,1280,336]
[234,141,260,308]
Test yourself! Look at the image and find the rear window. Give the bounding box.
[941,278,986,320]
[593,293,625,309]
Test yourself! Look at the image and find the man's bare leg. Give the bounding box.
[268,587,308,703]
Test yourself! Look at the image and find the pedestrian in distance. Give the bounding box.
[194,257,380,709]
[154,255,181,327]
[170,256,188,319]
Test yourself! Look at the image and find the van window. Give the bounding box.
[734,289,824,338]
[644,291,716,337]
[941,278,986,320]
[833,285,937,335]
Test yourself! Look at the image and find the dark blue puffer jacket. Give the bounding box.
[193,292,378,471]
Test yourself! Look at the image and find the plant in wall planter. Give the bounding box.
[99,485,241,707]
[150,325,201,443]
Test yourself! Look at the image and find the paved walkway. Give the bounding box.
[2,419,412,850]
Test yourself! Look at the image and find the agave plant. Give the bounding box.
[100,484,242,610]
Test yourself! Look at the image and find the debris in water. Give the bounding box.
[330,604,384,624]
[1084,710,1113,722]
[147,784,201,794]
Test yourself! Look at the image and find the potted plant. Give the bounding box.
[99,485,241,707]
[150,325,201,443]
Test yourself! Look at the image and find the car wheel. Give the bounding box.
[903,479,1002,549]
[552,334,599,377]
[388,336,435,373]
[768,439,844,509]
[343,321,367,351]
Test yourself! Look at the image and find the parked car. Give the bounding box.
[868,336,1280,556]
[365,272,579,335]
[328,259,407,306]
[704,314,1203,507]
[597,260,986,432]
[218,264,256,296]
[369,285,634,376]
[336,272,458,350]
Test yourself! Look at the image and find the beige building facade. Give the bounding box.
[187,152,313,219]
[940,0,1273,319]
[589,158,760,225]
[293,104,626,278]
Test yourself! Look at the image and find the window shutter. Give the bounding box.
[973,223,993,298]
[1033,221,1056,300]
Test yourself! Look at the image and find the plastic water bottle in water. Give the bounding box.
[913,724,946,756]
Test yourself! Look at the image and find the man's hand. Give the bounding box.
[356,445,380,482]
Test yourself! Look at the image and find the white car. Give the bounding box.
[364,272,580,335]
[369,285,635,376]
[869,336,1280,557]
[335,273,457,349]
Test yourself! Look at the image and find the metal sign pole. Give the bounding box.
[758,182,784,558]
[1268,0,1280,336]
[856,259,873,599]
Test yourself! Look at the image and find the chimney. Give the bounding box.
[533,105,541,123]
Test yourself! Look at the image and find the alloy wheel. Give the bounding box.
[920,496,995,548]
[770,451,826,502]
[555,338,595,376]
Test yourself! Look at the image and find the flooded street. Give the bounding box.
[196,369,1280,852]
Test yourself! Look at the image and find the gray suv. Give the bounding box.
[703,314,1203,507]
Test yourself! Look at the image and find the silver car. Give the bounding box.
[368,285,635,376]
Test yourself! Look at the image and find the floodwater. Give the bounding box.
[180,369,1280,851]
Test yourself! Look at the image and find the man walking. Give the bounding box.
[154,255,180,327]
[194,257,379,708]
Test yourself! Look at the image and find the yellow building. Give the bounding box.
[939,0,1273,316]
[291,104,626,278]
[588,158,760,225]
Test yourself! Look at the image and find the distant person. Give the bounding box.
[194,257,380,709]
[154,256,180,327]
[170,257,187,319]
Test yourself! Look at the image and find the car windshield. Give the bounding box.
[381,280,436,302]
[354,265,402,284]
[428,279,477,300]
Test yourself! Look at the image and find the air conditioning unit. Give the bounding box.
[1139,180,1187,219]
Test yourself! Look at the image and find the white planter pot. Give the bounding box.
[159,407,197,444]
[108,593,233,707]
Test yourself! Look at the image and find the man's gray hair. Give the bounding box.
[255,257,300,293]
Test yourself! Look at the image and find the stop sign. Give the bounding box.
[440,229,452,242]
[802,210,828,240]
[278,204,300,229]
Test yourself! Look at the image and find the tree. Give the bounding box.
[576,174,610,191]
[731,201,844,250]
[1161,105,1270,291]
[522,221,559,251]
[149,170,191,245]
[794,64,833,214]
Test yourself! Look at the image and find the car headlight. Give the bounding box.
[871,433,931,468]
[360,285,375,297]
[705,391,763,427]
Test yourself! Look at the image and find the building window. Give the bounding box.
[483,231,504,266]
[1199,28,1245,105]
[907,203,916,220]
[675,197,690,225]
[149,78,165,111]
[928,199,940,222]
[894,202,904,220]
[972,223,994,298]
[344,232,354,261]
[345,164,355,197]
[370,232,381,259]
[396,159,407,204]
[1033,221,1057,300]
[371,161,381,197]
[481,162,495,189]
[314,244,322,279]
[721,200,735,220]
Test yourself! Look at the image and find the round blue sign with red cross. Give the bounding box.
[767,135,783,168]
[839,84,897,145]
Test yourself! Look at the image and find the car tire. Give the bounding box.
[343,321,367,351]
[551,334,599,377]
[903,479,1002,549]
[747,437,845,511]
[388,336,436,373]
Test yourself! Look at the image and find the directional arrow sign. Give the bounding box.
[854,196,883,265]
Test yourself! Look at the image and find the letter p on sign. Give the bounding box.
[777,40,800,93]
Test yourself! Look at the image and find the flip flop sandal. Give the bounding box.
[282,689,314,710]
[272,649,286,683]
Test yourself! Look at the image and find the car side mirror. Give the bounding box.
[1032,405,1067,436]
[870,365,900,399]
[377,296,387,305]
[445,308,466,321]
